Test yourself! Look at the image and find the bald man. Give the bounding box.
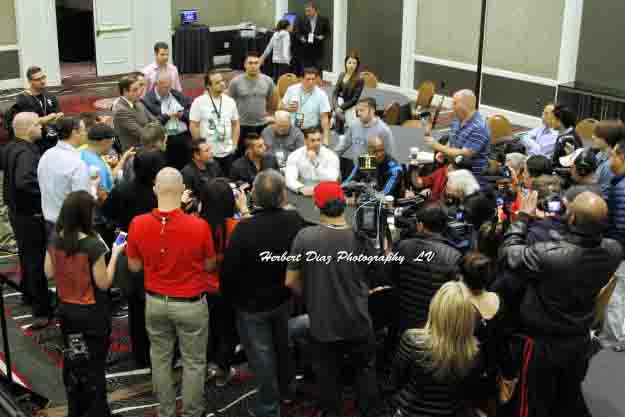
[1,112,52,328]
[142,71,192,170]
[261,109,305,165]
[126,166,216,417]
[499,191,622,417]
[343,135,404,199]
[424,89,490,187]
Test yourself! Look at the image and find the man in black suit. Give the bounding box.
[142,71,193,170]
[295,2,331,73]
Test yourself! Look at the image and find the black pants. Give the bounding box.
[300,51,324,73]
[9,211,51,318]
[313,334,379,417]
[236,124,268,160]
[166,131,192,171]
[271,63,291,82]
[128,293,151,368]
[207,293,238,371]
[517,335,592,417]
[59,303,111,417]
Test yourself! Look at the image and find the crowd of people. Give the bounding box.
[2,5,625,417]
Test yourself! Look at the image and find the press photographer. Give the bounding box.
[499,191,622,416]
[444,169,496,249]
[407,136,452,202]
[558,148,600,196]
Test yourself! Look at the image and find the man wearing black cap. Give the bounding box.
[80,123,117,246]
[286,181,379,417]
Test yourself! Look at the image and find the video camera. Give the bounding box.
[343,178,426,251]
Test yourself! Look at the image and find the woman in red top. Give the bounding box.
[199,178,250,386]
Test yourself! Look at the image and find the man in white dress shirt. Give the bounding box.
[286,126,340,196]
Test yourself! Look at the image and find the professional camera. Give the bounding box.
[343,179,392,252]
[65,333,89,367]
[538,193,566,215]
[64,333,90,389]
[444,203,473,250]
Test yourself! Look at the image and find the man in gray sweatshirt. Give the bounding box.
[334,97,396,179]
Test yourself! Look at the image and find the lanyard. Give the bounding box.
[299,90,313,110]
[209,93,223,120]
[36,95,47,115]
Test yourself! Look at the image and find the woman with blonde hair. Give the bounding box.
[386,281,479,417]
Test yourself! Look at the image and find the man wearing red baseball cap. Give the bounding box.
[286,181,379,417]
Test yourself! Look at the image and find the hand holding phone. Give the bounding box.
[113,231,127,247]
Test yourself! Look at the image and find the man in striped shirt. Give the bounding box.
[425,89,490,187]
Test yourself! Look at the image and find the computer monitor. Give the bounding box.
[180,9,199,25]
[282,13,297,27]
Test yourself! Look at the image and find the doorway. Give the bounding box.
[55,0,96,82]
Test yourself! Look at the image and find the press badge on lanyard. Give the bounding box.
[295,112,305,128]
[209,94,226,142]
[295,92,311,129]
[215,120,226,142]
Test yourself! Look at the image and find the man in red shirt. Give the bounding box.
[127,167,216,417]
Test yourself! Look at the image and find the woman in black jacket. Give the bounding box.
[385,281,480,417]
[332,51,365,132]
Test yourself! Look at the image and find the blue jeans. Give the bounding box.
[237,300,294,417]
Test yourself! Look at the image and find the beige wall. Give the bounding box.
[172,0,242,28]
[0,0,17,45]
[415,0,564,79]
[240,0,276,29]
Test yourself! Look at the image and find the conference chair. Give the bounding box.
[360,71,379,89]
[576,118,599,142]
[277,73,299,99]
[401,119,423,128]
[416,80,436,109]
[383,102,401,125]
[487,114,513,144]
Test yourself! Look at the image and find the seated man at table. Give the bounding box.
[335,97,396,180]
[286,127,340,196]
[261,110,305,167]
[181,139,222,199]
[281,67,331,145]
[230,133,279,187]
[344,136,403,199]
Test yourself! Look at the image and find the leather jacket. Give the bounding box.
[499,213,622,338]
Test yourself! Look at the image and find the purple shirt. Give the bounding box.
[142,62,183,95]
